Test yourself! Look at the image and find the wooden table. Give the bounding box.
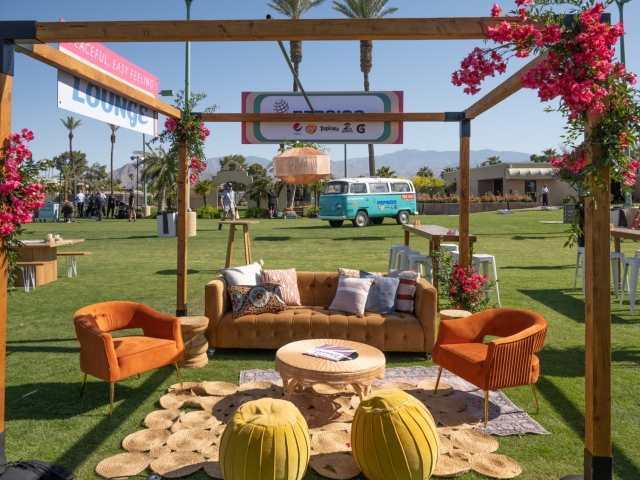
[611,227,640,252]
[275,339,386,401]
[178,316,209,369]
[11,239,85,287]
[402,224,477,291]
[219,220,259,268]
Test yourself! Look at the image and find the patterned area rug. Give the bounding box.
[240,365,549,436]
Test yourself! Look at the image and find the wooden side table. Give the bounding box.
[219,220,260,268]
[275,339,386,401]
[178,316,209,368]
[440,309,472,321]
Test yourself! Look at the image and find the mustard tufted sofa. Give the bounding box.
[204,272,438,353]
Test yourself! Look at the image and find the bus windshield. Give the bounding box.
[322,182,349,195]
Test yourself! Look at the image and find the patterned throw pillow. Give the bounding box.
[339,268,384,278]
[387,269,420,314]
[328,277,374,318]
[261,269,301,306]
[227,283,287,319]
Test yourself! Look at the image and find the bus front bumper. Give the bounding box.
[319,215,347,220]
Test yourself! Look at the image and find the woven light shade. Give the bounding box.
[219,398,311,480]
[352,389,439,480]
[272,147,330,185]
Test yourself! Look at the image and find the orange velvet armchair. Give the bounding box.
[74,301,185,415]
[432,308,547,426]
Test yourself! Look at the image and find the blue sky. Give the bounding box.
[3,0,639,172]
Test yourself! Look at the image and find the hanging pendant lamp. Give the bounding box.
[272,147,331,184]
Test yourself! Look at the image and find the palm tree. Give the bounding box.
[332,0,398,176]
[440,166,459,179]
[248,176,274,208]
[194,179,214,206]
[267,0,327,92]
[108,124,120,194]
[530,148,558,163]
[60,116,82,200]
[376,165,396,178]
[417,166,434,178]
[138,145,177,212]
[219,154,248,170]
[481,155,502,167]
[308,179,326,206]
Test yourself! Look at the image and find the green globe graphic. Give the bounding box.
[273,99,289,113]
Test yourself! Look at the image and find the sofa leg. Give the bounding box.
[109,383,115,416]
[484,390,489,427]
[174,362,183,389]
[426,352,432,360]
[531,384,539,414]
[433,367,443,394]
[80,373,87,397]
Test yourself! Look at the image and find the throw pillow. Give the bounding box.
[220,262,263,286]
[339,267,384,278]
[261,269,301,306]
[227,283,287,319]
[328,277,374,318]
[360,271,400,315]
[387,269,421,314]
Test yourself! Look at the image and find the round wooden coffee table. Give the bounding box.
[275,339,386,400]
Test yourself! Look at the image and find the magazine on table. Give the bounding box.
[303,344,358,362]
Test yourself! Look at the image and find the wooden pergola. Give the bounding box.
[0,17,611,478]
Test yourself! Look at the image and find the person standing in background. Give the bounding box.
[107,193,116,218]
[128,189,136,222]
[62,201,73,223]
[542,184,549,207]
[218,183,236,230]
[96,189,106,221]
[75,190,85,218]
[267,188,278,219]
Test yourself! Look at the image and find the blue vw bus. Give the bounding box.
[318,178,418,227]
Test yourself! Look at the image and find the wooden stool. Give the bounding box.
[219,220,259,268]
[439,309,472,321]
[178,316,209,368]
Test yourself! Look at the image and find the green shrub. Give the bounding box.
[245,207,267,218]
[196,205,221,219]
[307,206,320,215]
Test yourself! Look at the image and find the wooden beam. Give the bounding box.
[458,132,470,269]
[33,17,538,43]
[0,73,11,466]
[176,142,188,317]
[464,51,549,119]
[583,105,612,477]
[200,113,446,123]
[15,43,180,119]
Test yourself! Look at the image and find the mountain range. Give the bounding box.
[110,148,533,187]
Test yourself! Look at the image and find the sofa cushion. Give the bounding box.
[360,271,400,315]
[261,268,301,306]
[227,284,287,319]
[328,277,374,317]
[221,262,263,286]
[214,306,425,352]
[387,269,420,313]
[113,336,180,379]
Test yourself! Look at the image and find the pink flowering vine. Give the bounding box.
[448,264,489,313]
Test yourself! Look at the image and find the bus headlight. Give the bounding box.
[335,204,342,209]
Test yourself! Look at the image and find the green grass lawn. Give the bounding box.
[6,210,640,479]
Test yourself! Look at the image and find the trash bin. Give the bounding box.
[142,206,151,218]
[157,211,177,237]
[188,211,197,237]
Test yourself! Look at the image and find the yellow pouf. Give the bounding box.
[220,397,310,480]
[352,389,440,480]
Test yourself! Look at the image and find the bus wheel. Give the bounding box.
[352,211,369,227]
[396,211,410,225]
[371,217,384,225]
[329,220,344,228]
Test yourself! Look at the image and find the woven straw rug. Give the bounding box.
[240,365,549,436]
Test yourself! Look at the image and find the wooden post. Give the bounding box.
[176,142,188,316]
[583,107,612,479]
[0,72,12,472]
[458,120,471,269]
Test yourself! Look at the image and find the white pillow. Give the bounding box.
[220,262,263,286]
[328,277,374,318]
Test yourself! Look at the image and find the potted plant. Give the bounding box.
[307,206,319,218]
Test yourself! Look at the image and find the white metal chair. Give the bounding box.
[472,254,501,307]
[408,254,432,283]
[573,246,586,294]
[440,244,459,253]
[619,257,640,313]
[388,244,411,270]
[398,249,421,270]
[610,252,626,298]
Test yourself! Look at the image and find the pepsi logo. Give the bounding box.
[293,123,302,132]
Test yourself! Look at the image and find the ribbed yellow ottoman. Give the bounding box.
[352,389,440,480]
[220,397,310,480]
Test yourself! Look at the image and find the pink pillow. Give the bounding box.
[387,269,420,313]
[328,277,374,318]
[261,268,301,306]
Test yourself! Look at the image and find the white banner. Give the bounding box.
[242,91,403,144]
[57,71,157,135]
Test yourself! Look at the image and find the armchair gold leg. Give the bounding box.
[484,390,489,427]
[80,373,87,397]
[174,363,183,389]
[433,367,443,394]
[109,383,115,416]
[531,384,539,414]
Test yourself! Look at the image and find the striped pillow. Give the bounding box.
[328,277,374,318]
[261,268,301,306]
[387,269,420,313]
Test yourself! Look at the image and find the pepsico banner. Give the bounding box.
[242,91,403,144]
